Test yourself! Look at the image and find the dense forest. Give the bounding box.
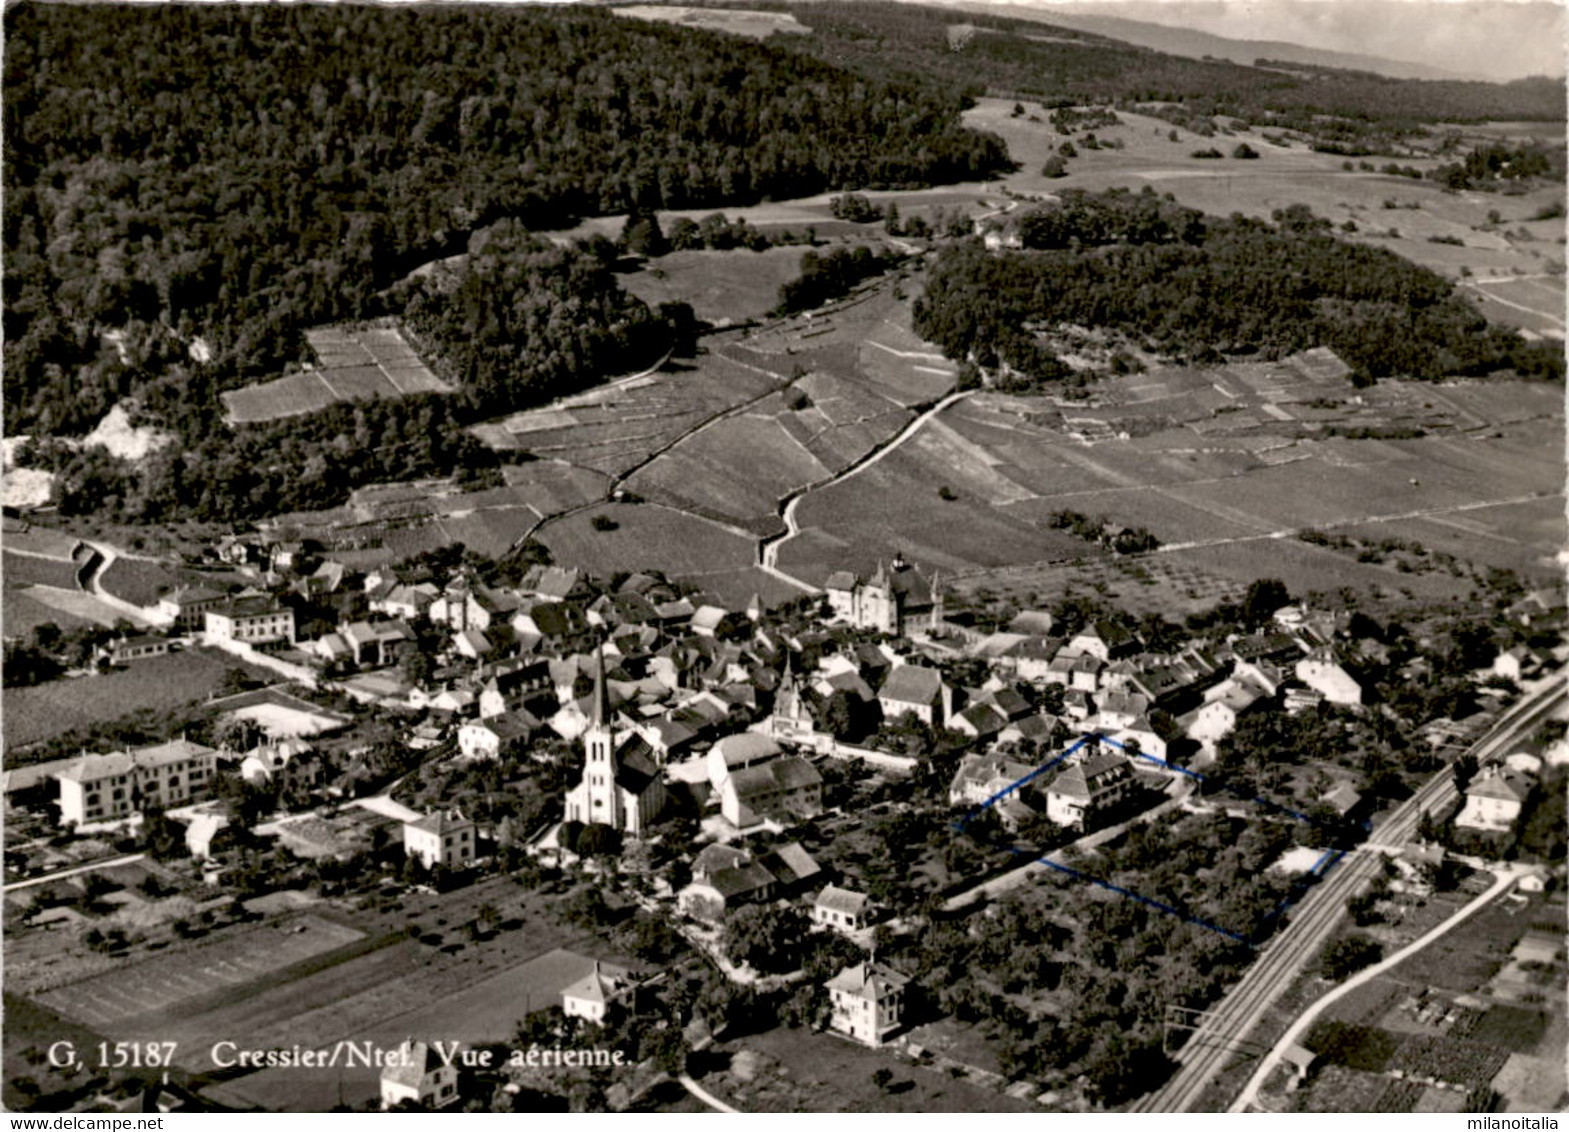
[752,1,1564,138]
[399,223,672,417]
[914,189,1564,384]
[3,2,1010,436]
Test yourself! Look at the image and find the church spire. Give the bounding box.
[591,643,609,728]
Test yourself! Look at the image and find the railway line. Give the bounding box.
[1132,675,1565,1112]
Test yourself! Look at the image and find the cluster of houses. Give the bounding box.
[13,533,1563,1087]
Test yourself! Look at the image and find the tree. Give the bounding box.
[1318,933,1382,980]
[578,823,623,859]
[721,904,809,974]
[1232,142,1260,159]
[871,1067,894,1092]
[1242,578,1291,627]
[620,212,668,258]
[1041,156,1068,179]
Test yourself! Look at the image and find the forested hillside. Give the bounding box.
[915,189,1564,384]
[400,224,672,417]
[3,2,1009,436]
[752,2,1564,138]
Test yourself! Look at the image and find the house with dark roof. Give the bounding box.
[1068,620,1137,662]
[677,841,822,920]
[1045,751,1133,827]
[877,664,951,727]
[823,555,940,637]
[720,756,823,829]
[457,712,538,761]
[948,703,1008,741]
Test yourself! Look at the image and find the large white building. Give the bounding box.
[403,812,477,870]
[54,739,218,827]
[204,598,296,645]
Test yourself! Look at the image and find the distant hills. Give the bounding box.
[945,3,1475,82]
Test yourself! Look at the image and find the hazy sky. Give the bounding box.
[979,0,1567,80]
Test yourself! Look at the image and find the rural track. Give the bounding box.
[1230,867,1518,1113]
[1131,676,1566,1113]
[759,387,977,586]
[513,346,798,549]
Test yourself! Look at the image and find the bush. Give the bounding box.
[1191,147,1224,159]
[1232,143,1260,159]
[590,514,618,532]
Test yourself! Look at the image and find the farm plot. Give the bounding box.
[538,502,757,579]
[486,344,787,474]
[1342,496,1566,577]
[34,916,366,1029]
[4,648,274,752]
[625,413,833,535]
[221,323,451,424]
[213,946,620,1113]
[3,585,105,636]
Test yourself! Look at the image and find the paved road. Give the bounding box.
[1133,675,1566,1113]
[4,852,147,893]
[1231,866,1519,1113]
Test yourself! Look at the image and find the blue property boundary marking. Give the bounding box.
[949,731,1353,946]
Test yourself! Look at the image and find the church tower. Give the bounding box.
[929,570,944,633]
[569,646,624,829]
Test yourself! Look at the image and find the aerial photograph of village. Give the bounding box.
[1,0,1565,1117]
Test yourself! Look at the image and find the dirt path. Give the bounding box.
[759,388,977,589]
[1151,489,1560,554]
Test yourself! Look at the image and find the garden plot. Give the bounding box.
[35,917,365,1029]
[222,323,451,423]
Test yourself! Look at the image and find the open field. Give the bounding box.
[778,362,1563,600]
[214,946,621,1112]
[958,98,1566,334]
[611,4,810,39]
[621,244,823,326]
[221,323,452,424]
[3,584,115,636]
[537,502,756,579]
[4,648,272,753]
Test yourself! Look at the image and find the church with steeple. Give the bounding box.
[823,553,942,637]
[562,648,666,837]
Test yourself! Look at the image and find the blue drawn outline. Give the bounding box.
[948,731,1352,945]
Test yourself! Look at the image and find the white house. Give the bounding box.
[561,960,634,1024]
[1295,654,1362,706]
[812,885,872,934]
[55,740,218,828]
[380,1040,460,1110]
[827,962,909,1047]
[1455,766,1533,833]
[403,812,477,870]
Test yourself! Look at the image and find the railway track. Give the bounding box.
[1133,675,1565,1112]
